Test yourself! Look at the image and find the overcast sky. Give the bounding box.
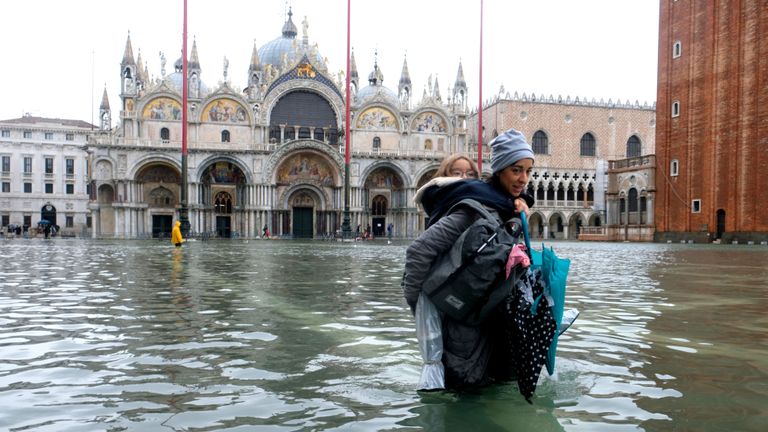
[0,0,659,125]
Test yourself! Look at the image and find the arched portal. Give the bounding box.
[200,160,247,237]
[97,184,115,237]
[40,204,57,226]
[363,166,405,237]
[136,163,181,238]
[288,189,320,238]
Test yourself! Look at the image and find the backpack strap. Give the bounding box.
[446,198,503,225]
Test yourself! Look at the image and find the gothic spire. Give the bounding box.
[188,37,200,70]
[399,54,411,87]
[99,86,110,110]
[121,31,136,66]
[455,60,466,88]
[249,39,261,71]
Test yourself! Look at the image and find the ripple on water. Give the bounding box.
[0,240,767,430]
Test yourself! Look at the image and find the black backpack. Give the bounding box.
[421,199,524,325]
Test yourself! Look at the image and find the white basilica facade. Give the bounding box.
[87,9,472,239]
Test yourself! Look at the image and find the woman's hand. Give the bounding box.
[514,198,530,217]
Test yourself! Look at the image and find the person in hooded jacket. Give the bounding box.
[403,129,535,389]
[171,221,184,247]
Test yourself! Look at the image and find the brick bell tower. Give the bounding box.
[654,0,768,243]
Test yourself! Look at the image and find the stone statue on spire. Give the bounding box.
[159,52,166,76]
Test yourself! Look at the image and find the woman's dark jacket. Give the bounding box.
[403,177,534,388]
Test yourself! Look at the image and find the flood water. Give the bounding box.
[1,238,767,431]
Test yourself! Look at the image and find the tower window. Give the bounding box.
[373,136,381,149]
[672,100,680,117]
[673,41,682,58]
[160,128,170,142]
[670,159,679,177]
[221,130,230,143]
[692,199,701,213]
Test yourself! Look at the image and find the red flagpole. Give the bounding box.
[341,0,352,237]
[182,0,188,159]
[179,0,190,234]
[477,0,483,171]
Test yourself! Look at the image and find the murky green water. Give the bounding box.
[1,239,767,431]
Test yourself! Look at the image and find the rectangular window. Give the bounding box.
[66,216,74,228]
[1,182,9,193]
[66,158,75,175]
[692,199,701,213]
[23,157,32,173]
[1,130,9,138]
[24,215,31,227]
[672,100,681,117]
[45,157,54,174]
[673,41,682,58]
[1,156,9,172]
[45,183,53,194]
[66,183,74,194]
[23,131,32,139]
[670,159,679,177]
[86,215,92,228]
[45,132,54,140]
[66,133,74,141]
[24,182,32,193]
[1,215,8,227]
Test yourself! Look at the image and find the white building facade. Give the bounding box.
[0,116,93,236]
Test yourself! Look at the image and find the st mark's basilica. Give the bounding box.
[88,9,474,239]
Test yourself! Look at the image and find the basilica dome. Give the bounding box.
[164,56,209,96]
[356,63,399,106]
[259,8,325,70]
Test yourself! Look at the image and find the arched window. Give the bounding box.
[372,195,388,216]
[556,183,565,201]
[628,188,639,212]
[670,159,679,176]
[221,130,230,143]
[526,183,535,197]
[284,126,295,141]
[626,135,641,158]
[673,41,682,58]
[214,191,232,214]
[160,128,170,142]
[546,183,555,201]
[566,184,575,201]
[424,139,433,150]
[314,128,324,141]
[532,130,548,154]
[536,184,545,201]
[580,132,596,156]
[373,136,381,150]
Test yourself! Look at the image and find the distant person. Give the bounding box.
[171,221,184,247]
[387,222,394,239]
[43,224,51,239]
[262,224,270,239]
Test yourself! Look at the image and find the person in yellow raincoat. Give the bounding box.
[171,221,184,247]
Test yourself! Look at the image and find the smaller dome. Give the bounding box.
[356,83,399,107]
[164,71,209,96]
[282,8,298,37]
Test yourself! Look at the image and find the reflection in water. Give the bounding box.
[0,239,767,431]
